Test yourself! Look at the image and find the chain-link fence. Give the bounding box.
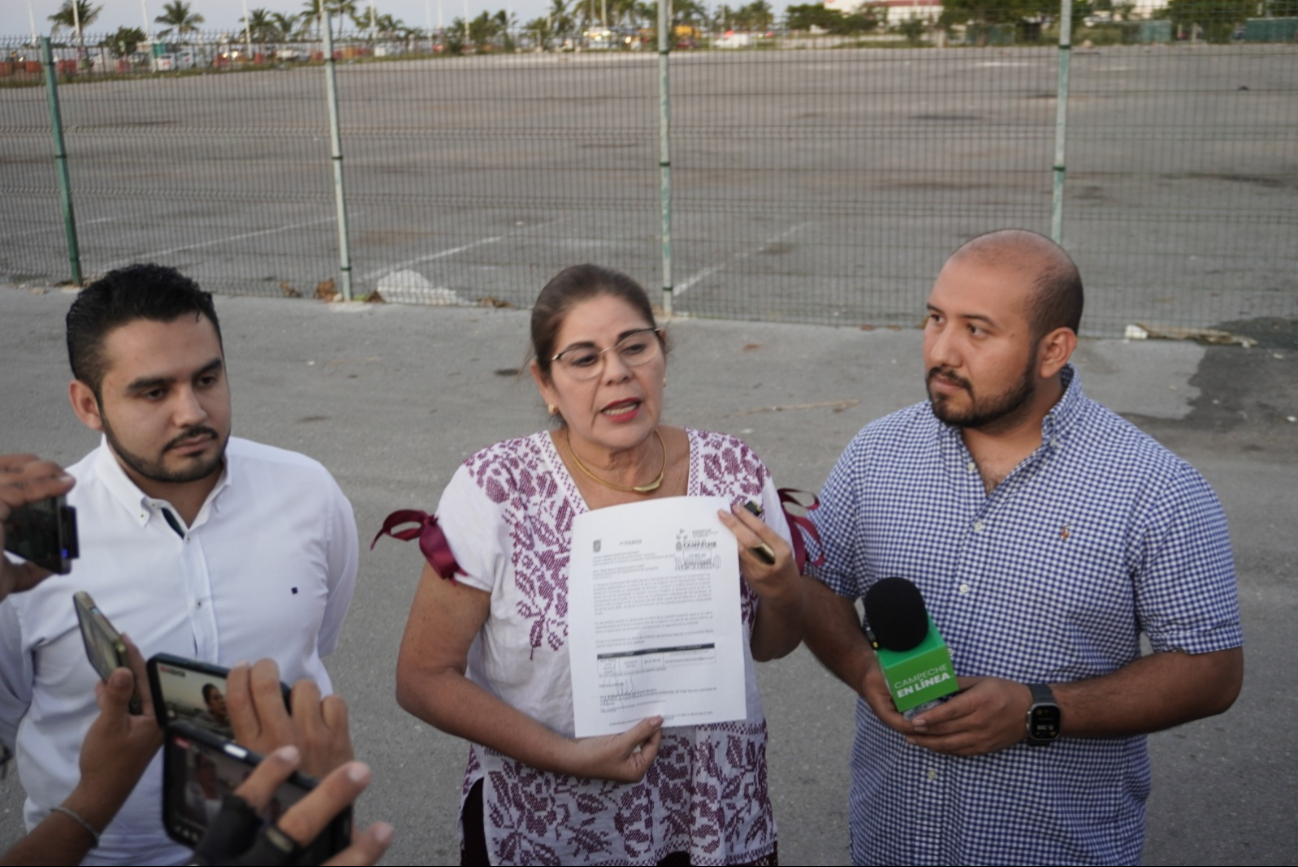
[2,5,1295,336]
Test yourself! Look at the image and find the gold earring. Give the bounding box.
[548,404,559,416]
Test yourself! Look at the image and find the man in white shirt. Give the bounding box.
[0,264,358,865]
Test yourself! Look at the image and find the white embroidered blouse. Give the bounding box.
[434,428,792,866]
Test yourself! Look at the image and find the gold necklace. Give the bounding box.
[565,428,666,494]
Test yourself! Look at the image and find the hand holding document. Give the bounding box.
[568,497,747,737]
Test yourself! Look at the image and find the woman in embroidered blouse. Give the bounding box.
[394,265,805,866]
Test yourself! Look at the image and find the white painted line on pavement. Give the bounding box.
[674,222,812,297]
[7,216,114,240]
[361,215,573,283]
[362,235,504,282]
[103,215,338,269]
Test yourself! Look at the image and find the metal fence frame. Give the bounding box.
[3,4,1295,336]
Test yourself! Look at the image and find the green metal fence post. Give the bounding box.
[1051,0,1072,244]
[658,0,674,317]
[323,13,354,300]
[41,37,83,286]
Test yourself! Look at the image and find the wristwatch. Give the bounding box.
[1025,683,1061,746]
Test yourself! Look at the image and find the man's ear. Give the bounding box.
[1037,327,1078,379]
[69,380,105,433]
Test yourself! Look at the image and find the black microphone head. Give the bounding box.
[863,577,930,652]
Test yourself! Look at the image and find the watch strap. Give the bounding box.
[1025,682,1060,746]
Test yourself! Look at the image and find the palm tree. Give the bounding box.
[350,2,380,39]
[104,25,146,58]
[48,0,103,52]
[327,0,360,36]
[300,0,324,39]
[269,11,299,40]
[241,8,277,47]
[154,1,205,40]
[299,0,355,40]
[373,13,405,39]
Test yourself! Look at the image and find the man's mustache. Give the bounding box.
[927,367,971,392]
[163,427,220,452]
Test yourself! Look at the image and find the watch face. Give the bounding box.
[1029,704,1061,740]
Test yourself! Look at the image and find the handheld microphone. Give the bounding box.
[863,577,958,715]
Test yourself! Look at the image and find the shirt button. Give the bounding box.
[927,769,938,781]
[973,521,984,532]
[959,583,971,594]
[196,601,202,608]
[966,461,976,473]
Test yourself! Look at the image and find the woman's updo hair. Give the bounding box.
[531,264,660,379]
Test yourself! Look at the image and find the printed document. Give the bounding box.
[568,496,746,736]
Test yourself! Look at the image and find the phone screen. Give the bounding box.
[163,723,350,861]
[151,659,235,739]
[4,496,78,574]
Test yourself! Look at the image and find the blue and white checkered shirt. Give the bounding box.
[808,366,1242,866]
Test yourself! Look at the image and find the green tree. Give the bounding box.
[468,10,515,47]
[104,25,146,57]
[154,0,205,39]
[326,0,360,36]
[269,11,300,39]
[897,16,926,43]
[631,1,657,26]
[609,0,640,26]
[1165,0,1251,42]
[524,15,554,47]
[241,8,278,46]
[301,0,357,39]
[445,16,466,52]
[736,1,773,31]
[939,0,1052,27]
[300,0,325,39]
[48,0,103,47]
[786,3,882,34]
[786,3,837,30]
[674,0,709,27]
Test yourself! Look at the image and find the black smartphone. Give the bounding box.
[4,495,78,575]
[72,591,143,714]
[148,653,291,740]
[162,721,351,860]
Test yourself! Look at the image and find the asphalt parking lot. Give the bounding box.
[1,285,1295,865]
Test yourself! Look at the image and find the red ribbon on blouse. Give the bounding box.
[777,488,825,574]
[370,509,463,582]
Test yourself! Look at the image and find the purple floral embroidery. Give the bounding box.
[465,436,572,657]
[459,430,779,866]
[478,723,772,866]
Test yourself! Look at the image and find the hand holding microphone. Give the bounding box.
[862,577,1036,757]
[862,578,959,718]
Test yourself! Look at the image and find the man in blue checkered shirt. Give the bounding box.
[803,230,1243,866]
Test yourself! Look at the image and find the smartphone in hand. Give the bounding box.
[72,591,142,714]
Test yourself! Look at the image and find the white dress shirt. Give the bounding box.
[0,436,358,865]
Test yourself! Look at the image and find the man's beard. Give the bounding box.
[101,415,227,486]
[926,356,1037,431]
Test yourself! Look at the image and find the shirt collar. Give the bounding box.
[93,436,233,529]
[1040,364,1085,444]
